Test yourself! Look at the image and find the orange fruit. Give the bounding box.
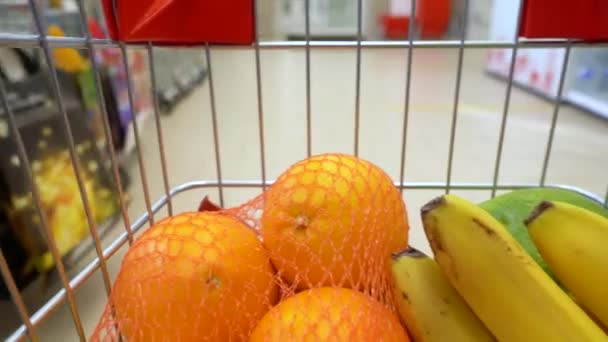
[250,287,409,341]
[261,154,409,293]
[111,212,279,341]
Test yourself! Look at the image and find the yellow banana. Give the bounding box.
[527,200,608,329]
[391,247,494,342]
[421,195,607,342]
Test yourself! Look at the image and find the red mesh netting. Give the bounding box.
[91,153,410,341]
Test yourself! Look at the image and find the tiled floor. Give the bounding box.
[2,47,607,340]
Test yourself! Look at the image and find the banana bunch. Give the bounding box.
[391,194,608,342]
[527,201,608,328]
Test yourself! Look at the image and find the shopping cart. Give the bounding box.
[0,0,607,341]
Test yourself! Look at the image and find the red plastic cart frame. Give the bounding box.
[102,0,255,44]
[520,0,608,40]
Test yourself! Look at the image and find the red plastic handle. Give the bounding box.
[102,0,254,44]
[520,0,608,40]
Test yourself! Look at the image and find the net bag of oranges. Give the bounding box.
[91,153,410,341]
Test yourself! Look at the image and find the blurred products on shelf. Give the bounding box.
[0,3,206,296]
[0,185,35,299]
[0,43,121,292]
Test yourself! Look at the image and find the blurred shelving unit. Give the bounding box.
[487,0,608,120]
[0,1,210,297]
[152,48,207,113]
[565,49,608,120]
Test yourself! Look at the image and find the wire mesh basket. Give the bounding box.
[0,0,607,341]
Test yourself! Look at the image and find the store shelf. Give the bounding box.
[118,109,152,163]
[65,213,122,271]
[565,90,608,120]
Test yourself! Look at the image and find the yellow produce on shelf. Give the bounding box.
[13,152,117,272]
[47,25,88,73]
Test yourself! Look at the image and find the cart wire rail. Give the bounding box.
[0,0,606,341]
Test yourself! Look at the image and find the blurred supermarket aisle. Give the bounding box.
[2,0,608,340]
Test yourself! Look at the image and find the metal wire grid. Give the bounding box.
[0,0,606,340]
